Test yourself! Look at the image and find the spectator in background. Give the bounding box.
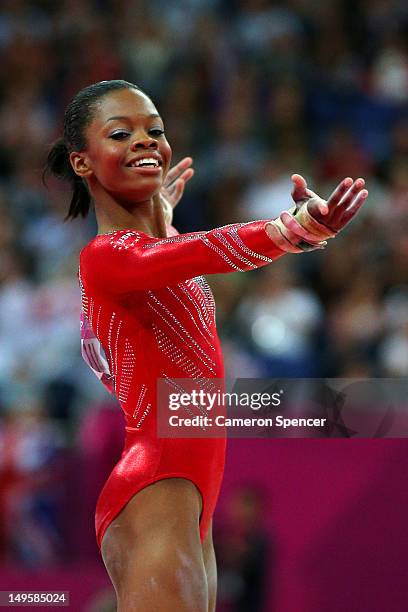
[235,261,323,377]
[379,287,408,376]
[216,485,272,612]
[0,402,66,565]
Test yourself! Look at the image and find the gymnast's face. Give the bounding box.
[71,88,172,204]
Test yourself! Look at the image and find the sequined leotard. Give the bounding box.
[79,221,285,549]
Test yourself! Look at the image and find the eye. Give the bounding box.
[109,130,130,140]
[149,128,165,137]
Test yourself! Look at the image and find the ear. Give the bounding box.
[69,151,93,178]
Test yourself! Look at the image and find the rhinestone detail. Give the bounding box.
[117,339,135,404]
[166,287,215,350]
[199,235,245,271]
[228,226,274,263]
[213,230,257,268]
[148,291,216,373]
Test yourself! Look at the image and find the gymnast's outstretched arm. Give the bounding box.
[80,175,367,295]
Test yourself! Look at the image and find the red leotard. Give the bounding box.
[79,221,285,550]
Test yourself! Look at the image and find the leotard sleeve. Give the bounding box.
[80,221,286,295]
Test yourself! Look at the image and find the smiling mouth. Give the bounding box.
[127,157,162,168]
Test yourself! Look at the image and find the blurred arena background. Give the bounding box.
[0,1,407,610]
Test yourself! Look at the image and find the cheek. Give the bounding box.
[93,144,123,174]
[107,148,125,171]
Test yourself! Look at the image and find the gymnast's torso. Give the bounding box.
[78,221,283,549]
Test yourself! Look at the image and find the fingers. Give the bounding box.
[339,178,365,206]
[327,178,366,228]
[165,157,193,184]
[166,169,194,197]
[319,202,328,215]
[177,168,195,188]
[307,196,329,217]
[291,173,309,203]
[327,177,353,206]
[165,169,194,201]
[338,189,368,226]
[168,178,184,204]
[164,157,193,188]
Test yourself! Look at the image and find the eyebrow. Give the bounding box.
[105,113,161,124]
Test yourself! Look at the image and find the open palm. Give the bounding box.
[291,174,368,232]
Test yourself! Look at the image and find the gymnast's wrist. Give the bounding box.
[264,218,327,253]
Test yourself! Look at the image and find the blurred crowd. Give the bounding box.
[0,0,407,603]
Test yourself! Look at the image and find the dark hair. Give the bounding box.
[44,80,143,220]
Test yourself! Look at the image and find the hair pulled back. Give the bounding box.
[44,80,143,220]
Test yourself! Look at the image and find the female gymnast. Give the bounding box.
[45,80,368,611]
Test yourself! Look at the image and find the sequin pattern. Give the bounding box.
[117,339,135,404]
[79,221,284,430]
[79,220,285,552]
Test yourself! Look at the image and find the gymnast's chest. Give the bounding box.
[124,276,216,331]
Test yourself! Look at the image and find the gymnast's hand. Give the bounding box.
[161,157,195,210]
[158,157,194,225]
[291,174,368,233]
[265,174,369,253]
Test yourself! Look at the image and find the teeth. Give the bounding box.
[133,158,160,167]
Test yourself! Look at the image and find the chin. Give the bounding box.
[120,175,163,195]
[120,186,162,203]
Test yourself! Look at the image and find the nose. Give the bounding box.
[130,136,158,151]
